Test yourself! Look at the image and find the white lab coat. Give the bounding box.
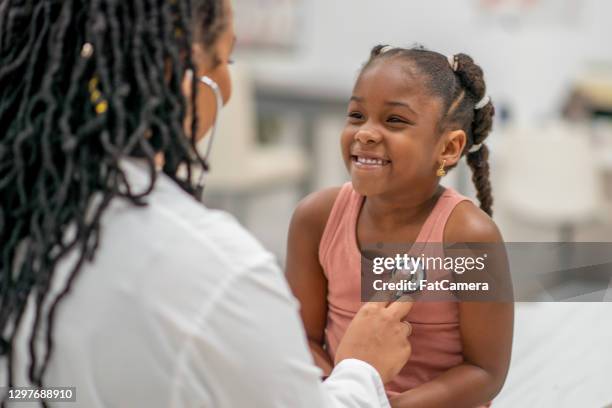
[3,160,389,408]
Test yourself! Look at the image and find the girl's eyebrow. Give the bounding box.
[349,96,418,116]
[385,100,417,115]
[350,96,417,115]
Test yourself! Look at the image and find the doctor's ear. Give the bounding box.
[438,129,467,168]
[191,42,217,72]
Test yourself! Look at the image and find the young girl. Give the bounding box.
[286,45,513,407]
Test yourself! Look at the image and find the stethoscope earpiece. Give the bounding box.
[194,74,223,197]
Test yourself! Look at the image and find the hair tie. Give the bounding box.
[468,143,483,153]
[380,45,395,54]
[474,95,490,110]
[447,54,458,71]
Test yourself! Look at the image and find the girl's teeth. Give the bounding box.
[357,157,384,165]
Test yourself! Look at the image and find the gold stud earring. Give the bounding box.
[436,160,447,177]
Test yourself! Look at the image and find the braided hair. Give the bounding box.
[0,0,226,396]
[362,45,495,216]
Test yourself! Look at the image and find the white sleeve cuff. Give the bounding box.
[322,359,391,408]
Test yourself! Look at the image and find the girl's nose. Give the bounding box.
[355,128,382,145]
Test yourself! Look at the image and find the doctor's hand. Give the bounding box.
[334,298,414,384]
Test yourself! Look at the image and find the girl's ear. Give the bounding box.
[439,129,467,167]
[191,42,213,74]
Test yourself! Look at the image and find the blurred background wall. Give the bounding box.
[241,0,611,123]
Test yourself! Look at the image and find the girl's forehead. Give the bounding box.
[354,60,429,99]
[353,59,441,114]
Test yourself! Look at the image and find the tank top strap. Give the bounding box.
[415,187,472,243]
[319,182,362,268]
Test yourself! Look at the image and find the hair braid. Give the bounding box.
[466,145,493,216]
[454,54,495,216]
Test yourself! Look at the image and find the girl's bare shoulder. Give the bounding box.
[445,200,503,243]
[290,187,343,239]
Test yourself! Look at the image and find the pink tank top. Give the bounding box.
[319,182,470,396]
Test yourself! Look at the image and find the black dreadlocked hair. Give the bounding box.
[362,44,496,217]
[0,0,226,399]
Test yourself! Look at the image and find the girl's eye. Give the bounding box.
[388,116,408,124]
[348,112,364,120]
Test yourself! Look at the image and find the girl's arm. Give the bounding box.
[285,188,341,377]
[390,202,514,408]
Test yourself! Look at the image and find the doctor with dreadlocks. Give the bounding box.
[0,0,415,407]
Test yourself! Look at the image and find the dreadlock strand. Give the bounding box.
[106,1,128,150]
[0,2,41,80]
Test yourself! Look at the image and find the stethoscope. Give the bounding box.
[364,252,427,298]
[389,261,427,298]
[194,73,223,197]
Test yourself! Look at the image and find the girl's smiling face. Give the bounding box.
[341,59,445,197]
